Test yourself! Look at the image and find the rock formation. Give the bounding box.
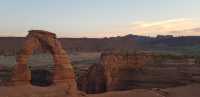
[101,52,153,91]
[78,63,106,94]
[78,52,152,93]
[11,30,78,95]
[78,51,200,93]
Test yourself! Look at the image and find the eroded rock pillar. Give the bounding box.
[50,39,77,94]
[12,36,40,85]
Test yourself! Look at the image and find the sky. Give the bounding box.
[0,0,200,37]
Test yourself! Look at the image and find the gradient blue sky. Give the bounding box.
[0,0,200,37]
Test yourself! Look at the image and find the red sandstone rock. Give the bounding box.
[101,52,152,91]
[78,52,152,93]
[78,51,200,94]
[12,30,78,95]
[78,64,106,94]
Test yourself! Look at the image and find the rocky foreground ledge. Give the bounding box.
[0,84,82,97]
[0,84,200,97]
[90,84,200,97]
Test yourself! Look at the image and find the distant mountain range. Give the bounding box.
[1,34,200,55]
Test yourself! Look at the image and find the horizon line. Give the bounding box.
[0,34,200,38]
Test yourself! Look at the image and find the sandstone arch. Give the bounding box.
[12,30,77,94]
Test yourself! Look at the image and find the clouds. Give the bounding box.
[75,18,200,38]
[1,17,200,38]
[130,18,200,36]
[170,27,200,36]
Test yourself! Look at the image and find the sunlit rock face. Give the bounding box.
[11,30,78,96]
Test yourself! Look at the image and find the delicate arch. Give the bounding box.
[12,30,77,94]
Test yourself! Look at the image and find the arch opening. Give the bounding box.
[28,51,54,87]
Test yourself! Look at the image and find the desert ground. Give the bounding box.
[0,83,200,97]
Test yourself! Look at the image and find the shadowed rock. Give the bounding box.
[78,52,152,93]
[31,69,53,87]
[101,52,153,91]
